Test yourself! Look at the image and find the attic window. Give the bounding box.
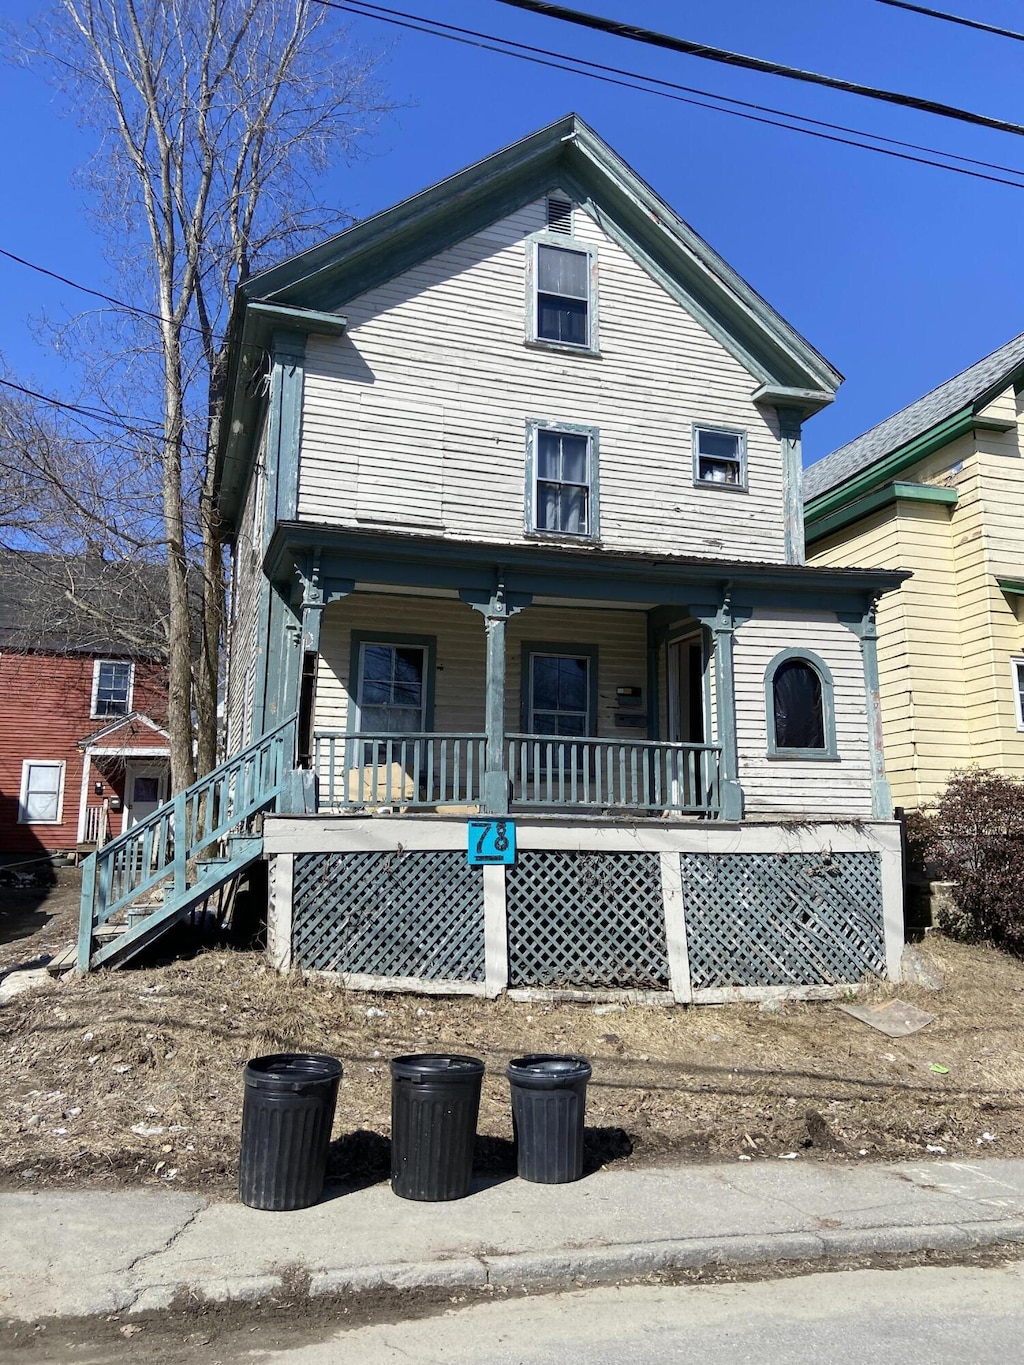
[546,197,573,235]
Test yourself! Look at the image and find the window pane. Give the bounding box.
[361,680,392,705]
[392,682,422,707]
[394,649,424,684]
[559,435,588,483]
[538,244,588,298]
[558,486,588,534]
[555,712,588,737]
[536,481,560,531]
[537,430,561,481]
[697,457,740,485]
[773,661,825,749]
[359,644,426,730]
[537,295,587,345]
[556,657,588,711]
[360,704,422,734]
[697,429,741,460]
[24,764,60,822]
[531,656,561,710]
[361,645,393,682]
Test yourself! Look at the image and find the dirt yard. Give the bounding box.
[1,873,1023,1194]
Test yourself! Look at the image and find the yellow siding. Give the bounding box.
[807,393,1024,806]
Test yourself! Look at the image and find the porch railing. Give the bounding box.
[315,729,721,816]
[506,735,721,815]
[314,731,487,811]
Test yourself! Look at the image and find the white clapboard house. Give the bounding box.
[77,118,907,1000]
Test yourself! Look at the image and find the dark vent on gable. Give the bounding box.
[547,197,573,235]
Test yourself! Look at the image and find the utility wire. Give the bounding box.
[873,0,1024,42]
[319,0,1024,189]
[0,247,217,341]
[491,0,1024,138]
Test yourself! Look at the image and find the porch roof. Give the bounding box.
[268,522,908,614]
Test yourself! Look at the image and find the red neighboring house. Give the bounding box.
[0,553,170,858]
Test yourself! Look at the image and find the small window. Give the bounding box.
[93,659,134,717]
[530,653,592,737]
[694,426,746,489]
[765,650,837,760]
[527,236,597,352]
[19,760,65,824]
[527,423,599,540]
[1013,658,1024,730]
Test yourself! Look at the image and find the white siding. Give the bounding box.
[734,610,873,817]
[298,197,787,563]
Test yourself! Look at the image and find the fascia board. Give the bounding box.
[805,480,958,546]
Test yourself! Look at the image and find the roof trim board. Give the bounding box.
[805,480,958,546]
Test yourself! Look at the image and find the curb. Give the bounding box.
[121,1218,1024,1317]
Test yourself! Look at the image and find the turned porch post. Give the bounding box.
[461,580,532,815]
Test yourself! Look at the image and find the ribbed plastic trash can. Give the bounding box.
[507,1054,592,1184]
[238,1053,343,1211]
[390,1053,485,1201]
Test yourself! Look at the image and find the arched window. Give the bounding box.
[764,651,837,760]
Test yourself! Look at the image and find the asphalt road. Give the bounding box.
[253,1261,1024,1364]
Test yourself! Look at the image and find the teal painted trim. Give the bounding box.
[837,609,893,817]
[270,330,306,532]
[778,407,804,565]
[346,630,438,733]
[525,231,600,354]
[997,577,1024,598]
[251,574,274,738]
[752,383,835,420]
[519,640,600,736]
[248,300,347,336]
[460,586,532,814]
[525,418,601,541]
[805,406,973,526]
[764,648,838,761]
[691,421,748,492]
[262,583,299,730]
[646,612,661,741]
[266,524,908,605]
[806,479,958,546]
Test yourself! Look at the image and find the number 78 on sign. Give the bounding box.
[467,819,516,865]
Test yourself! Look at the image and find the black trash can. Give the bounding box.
[238,1053,343,1211]
[507,1054,592,1184]
[390,1053,485,1201]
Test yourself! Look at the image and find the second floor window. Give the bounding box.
[528,423,599,539]
[694,425,746,488]
[93,660,134,717]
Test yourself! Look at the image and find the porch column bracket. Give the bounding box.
[460,578,533,815]
[298,551,331,653]
[838,597,893,819]
[687,587,750,821]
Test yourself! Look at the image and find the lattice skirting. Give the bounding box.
[681,852,885,990]
[291,850,485,981]
[505,851,668,990]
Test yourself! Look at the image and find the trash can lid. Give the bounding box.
[390,1053,485,1083]
[244,1053,343,1091]
[507,1054,592,1085]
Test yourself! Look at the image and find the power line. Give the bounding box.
[491,0,1024,138]
[318,0,1024,190]
[0,247,217,341]
[873,0,1024,42]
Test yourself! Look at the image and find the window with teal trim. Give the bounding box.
[764,650,837,760]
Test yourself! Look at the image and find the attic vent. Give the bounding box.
[546,197,573,235]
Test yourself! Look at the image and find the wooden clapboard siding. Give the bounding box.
[733,609,873,817]
[225,424,268,753]
[298,196,788,564]
[314,594,650,739]
[807,390,1024,805]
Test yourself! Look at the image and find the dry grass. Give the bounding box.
[2,930,1024,1195]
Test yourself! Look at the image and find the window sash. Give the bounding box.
[529,654,591,735]
[20,761,63,823]
[1013,658,1024,730]
[94,660,132,716]
[356,643,427,733]
[535,243,590,346]
[534,430,592,536]
[694,426,745,486]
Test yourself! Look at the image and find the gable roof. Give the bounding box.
[80,712,170,750]
[0,552,168,657]
[805,329,1024,506]
[217,114,842,533]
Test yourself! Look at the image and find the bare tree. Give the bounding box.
[17,0,393,789]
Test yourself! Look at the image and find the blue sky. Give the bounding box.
[3,0,1024,464]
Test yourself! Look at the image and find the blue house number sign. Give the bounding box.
[467,819,516,865]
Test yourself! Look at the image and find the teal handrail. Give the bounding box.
[77,715,299,971]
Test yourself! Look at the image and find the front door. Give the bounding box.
[124,761,168,829]
[667,635,706,744]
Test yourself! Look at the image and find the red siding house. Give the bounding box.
[0,554,170,858]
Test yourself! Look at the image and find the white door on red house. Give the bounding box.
[124,762,168,829]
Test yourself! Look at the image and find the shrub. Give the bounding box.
[920,770,1024,954]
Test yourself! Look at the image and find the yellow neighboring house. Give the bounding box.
[805,332,1024,811]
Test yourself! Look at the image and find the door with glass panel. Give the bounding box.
[527,651,591,794]
[353,642,427,802]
